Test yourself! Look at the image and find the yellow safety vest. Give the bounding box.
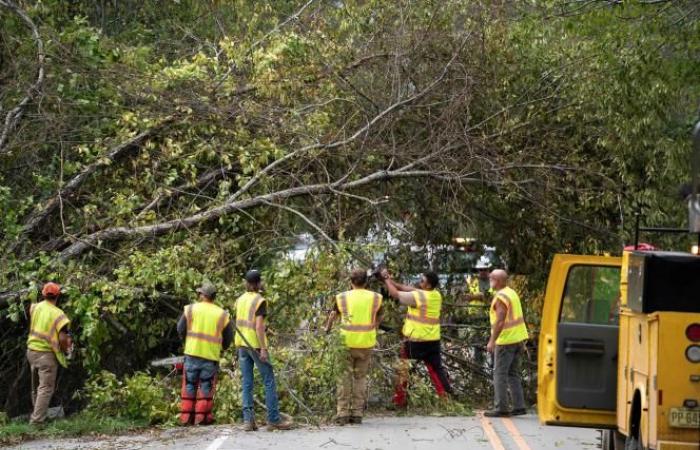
[467,276,490,316]
[27,301,70,368]
[490,286,529,345]
[336,289,382,349]
[467,276,480,295]
[402,289,442,342]
[183,301,230,362]
[234,292,267,349]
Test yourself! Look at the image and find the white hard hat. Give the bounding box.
[474,256,492,270]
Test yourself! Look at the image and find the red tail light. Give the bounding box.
[687,324,700,342]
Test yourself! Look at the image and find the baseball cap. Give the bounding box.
[244,270,262,284]
[196,281,217,298]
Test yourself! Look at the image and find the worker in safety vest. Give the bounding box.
[465,257,493,317]
[381,269,452,408]
[176,282,233,425]
[325,268,383,425]
[484,269,529,417]
[234,270,292,432]
[26,282,72,424]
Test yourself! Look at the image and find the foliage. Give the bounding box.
[82,371,177,425]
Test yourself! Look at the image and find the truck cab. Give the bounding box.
[537,252,700,450]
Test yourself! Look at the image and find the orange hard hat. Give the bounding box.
[42,282,61,298]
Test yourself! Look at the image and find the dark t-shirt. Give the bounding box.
[256,301,267,317]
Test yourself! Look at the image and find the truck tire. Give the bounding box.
[624,435,643,450]
[602,430,626,450]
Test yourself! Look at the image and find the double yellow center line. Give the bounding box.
[479,413,533,450]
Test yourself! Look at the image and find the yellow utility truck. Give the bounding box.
[537,123,700,450]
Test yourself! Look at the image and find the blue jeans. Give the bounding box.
[184,355,218,395]
[238,347,281,424]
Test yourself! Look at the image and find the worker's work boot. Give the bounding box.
[511,408,527,416]
[349,416,362,424]
[243,420,258,432]
[266,419,293,431]
[334,416,350,426]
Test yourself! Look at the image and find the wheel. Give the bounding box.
[624,434,643,450]
[602,429,625,450]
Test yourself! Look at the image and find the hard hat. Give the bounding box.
[42,282,61,298]
[474,256,492,270]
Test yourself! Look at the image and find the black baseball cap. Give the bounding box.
[245,270,262,284]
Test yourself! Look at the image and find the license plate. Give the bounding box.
[669,408,700,429]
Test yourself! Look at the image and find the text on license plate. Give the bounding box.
[669,408,700,429]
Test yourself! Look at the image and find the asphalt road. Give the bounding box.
[12,413,600,450]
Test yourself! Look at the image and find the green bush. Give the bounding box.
[83,371,178,425]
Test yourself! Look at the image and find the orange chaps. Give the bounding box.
[179,372,217,425]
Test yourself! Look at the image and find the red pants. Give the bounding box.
[393,340,452,407]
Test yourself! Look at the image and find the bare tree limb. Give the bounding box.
[57,166,468,261]
[0,287,30,306]
[133,165,235,220]
[0,0,45,154]
[17,117,176,241]
[262,200,340,251]
[229,33,471,203]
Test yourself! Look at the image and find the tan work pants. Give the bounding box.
[26,349,58,424]
[336,347,372,417]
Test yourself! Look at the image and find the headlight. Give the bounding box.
[686,345,700,363]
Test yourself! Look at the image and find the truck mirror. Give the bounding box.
[689,121,700,232]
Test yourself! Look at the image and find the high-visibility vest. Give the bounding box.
[234,292,267,349]
[402,289,442,342]
[466,276,490,316]
[490,286,529,345]
[27,301,70,368]
[183,301,230,362]
[336,289,382,349]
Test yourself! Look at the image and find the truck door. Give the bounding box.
[538,254,622,428]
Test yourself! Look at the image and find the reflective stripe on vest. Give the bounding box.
[27,301,70,367]
[234,292,266,349]
[336,289,382,348]
[490,286,528,345]
[183,302,229,361]
[402,289,442,341]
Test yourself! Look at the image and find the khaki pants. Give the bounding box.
[26,349,58,424]
[336,348,372,417]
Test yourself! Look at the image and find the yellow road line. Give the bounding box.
[502,417,533,450]
[479,413,506,450]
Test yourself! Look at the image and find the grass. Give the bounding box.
[0,414,147,446]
